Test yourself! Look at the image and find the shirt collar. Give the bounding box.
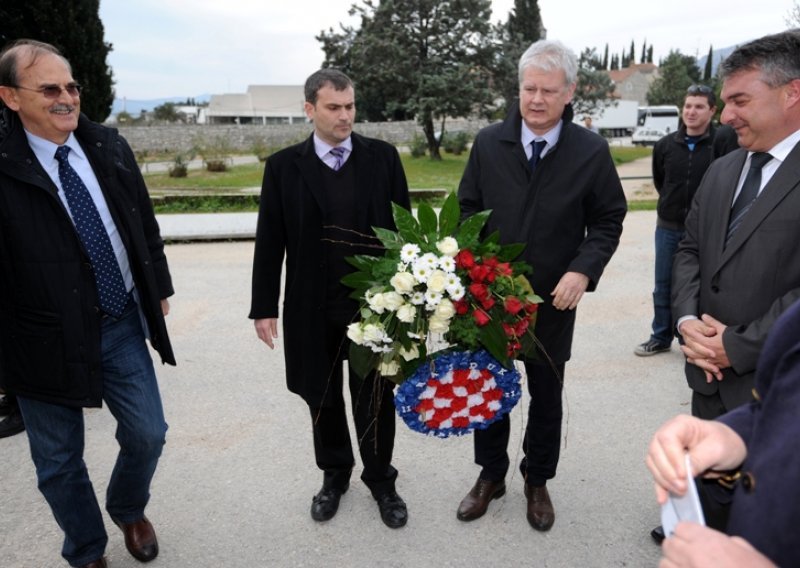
[313,133,352,160]
[25,130,85,166]
[759,128,800,165]
[520,120,562,157]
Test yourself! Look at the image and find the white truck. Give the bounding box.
[631,105,680,146]
[580,99,639,137]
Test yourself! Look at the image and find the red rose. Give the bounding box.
[525,302,539,314]
[496,262,512,276]
[468,282,489,301]
[514,318,530,336]
[504,296,524,315]
[468,264,491,282]
[455,249,475,269]
[473,309,491,326]
[480,296,495,311]
[503,322,515,337]
[454,298,469,315]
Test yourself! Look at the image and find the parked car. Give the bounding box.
[631,127,666,146]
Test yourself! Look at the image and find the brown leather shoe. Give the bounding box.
[79,558,108,568]
[456,477,506,521]
[113,516,159,562]
[524,484,555,531]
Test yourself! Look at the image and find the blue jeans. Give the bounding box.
[17,302,167,567]
[651,226,684,345]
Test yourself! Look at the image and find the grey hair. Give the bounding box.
[518,40,578,87]
[719,29,800,88]
[304,68,353,105]
[0,39,71,88]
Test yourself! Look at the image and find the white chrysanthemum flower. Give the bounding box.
[438,256,456,273]
[436,236,459,257]
[396,303,416,323]
[426,269,448,293]
[411,262,432,283]
[390,271,416,294]
[447,282,465,301]
[418,252,439,268]
[410,291,426,305]
[400,243,421,263]
[424,290,443,309]
[346,323,364,345]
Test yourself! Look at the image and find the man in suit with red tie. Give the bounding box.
[0,40,174,567]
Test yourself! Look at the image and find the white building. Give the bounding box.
[205,85,307,125]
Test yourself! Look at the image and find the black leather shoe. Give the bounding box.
[457,477,506,521]
[0,406,25,439]
[0,396,14,417]
[311,482,349,522]
[375,490,407,528]
[651,525,665,545]
[113,516,159,562]
[524,484,555,531]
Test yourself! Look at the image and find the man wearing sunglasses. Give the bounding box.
[0,40,175,568]
[635,84,726,358]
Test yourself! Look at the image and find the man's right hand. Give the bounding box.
[645,414,747,505]
[254,318,279,349]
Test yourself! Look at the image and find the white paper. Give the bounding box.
[660,453,706,538]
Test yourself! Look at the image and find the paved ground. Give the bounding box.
[0,207,693,567]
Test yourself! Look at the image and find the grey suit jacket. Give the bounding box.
[672,139,800,409]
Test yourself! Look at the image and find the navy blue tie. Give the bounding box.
[55,146,129,316]
[529,140,546,172]
[726,152,772,244]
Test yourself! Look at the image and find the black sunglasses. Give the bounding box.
[686,84,713,95]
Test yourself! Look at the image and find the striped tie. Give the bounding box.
[726,152,772,244]
[329,146,345,171]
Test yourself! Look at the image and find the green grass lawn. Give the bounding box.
[146,145,654,213]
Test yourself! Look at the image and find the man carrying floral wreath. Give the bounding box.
[456,39,627,531]
[249,69,411,528]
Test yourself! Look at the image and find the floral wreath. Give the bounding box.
[343,193,541,437]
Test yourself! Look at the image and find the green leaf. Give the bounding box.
[438,192,460,238]
[478,318,513,367]
[456,210,491,249]
[497,243,525,261]
[345,254,382,271]
[417,202,438,236]
[372,227,405,250]
[349,344,380,380]
[392,203,423,243]
[340,271,379,290]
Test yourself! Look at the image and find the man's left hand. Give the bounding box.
[161,299,170,316]
[660,523,775,567]
[551,272,589,311]
[681,314,729,381]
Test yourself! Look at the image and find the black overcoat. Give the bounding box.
[0,110,175,407]
[249,133,410,406]
[458,104,627,363]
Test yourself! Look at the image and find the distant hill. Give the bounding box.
[111,94,211,116]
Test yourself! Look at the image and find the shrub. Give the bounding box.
[168,152,192,178]
[409,134,428,158]
[193,134,232,172]
[442,131,470,155]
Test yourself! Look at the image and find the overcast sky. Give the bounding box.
[98,0,796,101]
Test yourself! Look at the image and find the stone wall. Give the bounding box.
[115,119,491,154]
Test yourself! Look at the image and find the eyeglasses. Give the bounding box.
[686,84,713,95]
[12,83,82,99]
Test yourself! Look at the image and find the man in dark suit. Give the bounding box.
[646,297,800,567]
[657,29,800,546]
[672,29,800,421]
[0,40,174,567]
[456,39,626,531]
[250,69,411,528]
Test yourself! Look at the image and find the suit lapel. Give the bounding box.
[295,135,327,215]
[720,141,800,265]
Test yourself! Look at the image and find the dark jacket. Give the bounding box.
[652,124,717,229]
[249,132,410,406]
[458,104,627,363]
[0,109,175,408]
[719,297,800,566]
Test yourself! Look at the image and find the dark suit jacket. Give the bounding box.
[718,297,800,566]
[672,141,800,409]
[249,132,409,406]
[458,104,627,362]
